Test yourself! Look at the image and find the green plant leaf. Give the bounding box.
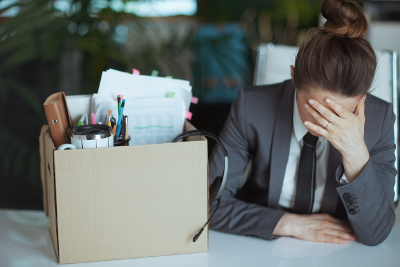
[0,44,38,72]
[12,145,29,179]
[28,150,41,192]
[3,141,19,178]
[4,79,43,118]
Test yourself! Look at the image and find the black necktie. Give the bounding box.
[293,132,319,214]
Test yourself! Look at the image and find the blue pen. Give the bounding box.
[116,99,125,137]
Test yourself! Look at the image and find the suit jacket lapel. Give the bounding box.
[320,143,342,214]
[268,82,295,208]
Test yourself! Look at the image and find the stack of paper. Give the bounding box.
[98,69,192,111]
[93,69,192,146]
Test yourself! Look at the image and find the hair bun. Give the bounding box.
[321,0,368,38]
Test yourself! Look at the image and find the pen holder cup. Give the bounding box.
[114,136,131,146]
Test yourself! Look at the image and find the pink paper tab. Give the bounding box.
[191,96,199,104]
[185,111,193,120]
[132,69,140,75]
[120,94,124,101]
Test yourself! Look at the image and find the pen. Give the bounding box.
[125,116,129,145]
[120,115,126,140]
[77,113,88,126]
[116,99,125,137]
[117,95,121,119]
[107,110,112,127]
[120,95,124,116]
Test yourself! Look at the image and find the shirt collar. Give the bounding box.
[293,92,309,142]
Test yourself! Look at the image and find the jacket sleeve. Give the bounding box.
[208,89,286,240]
[335,102,397,246]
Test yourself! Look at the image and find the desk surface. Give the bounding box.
[0,209,399,267]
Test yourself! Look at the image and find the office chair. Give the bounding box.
[253,43,399,203]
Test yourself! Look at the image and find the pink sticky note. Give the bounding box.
[120,94,124,101]
[191,96,199,104]
[132,69,140,75]
[185,111,193,120]
[91,113,96,125]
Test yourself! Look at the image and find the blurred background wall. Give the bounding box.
[0,0,398,210]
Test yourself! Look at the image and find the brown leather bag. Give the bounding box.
[43,92,74,148]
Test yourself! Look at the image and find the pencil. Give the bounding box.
[117,95,121,120]
[107,110,112,127]
[112,125,116,137]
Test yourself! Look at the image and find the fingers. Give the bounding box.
[323,98,353,119]
[356,94,367,118]
[317,234,352,245]
[308,99,341,123]
[315,226,357,244]
[326,230,357,241]
[318,228,357,244]
[305,103,330,128]
[320,214,349,227]
[291,214,358,245]
[317,214,354,233]
[324,222,354,233]
[304,121,329,137]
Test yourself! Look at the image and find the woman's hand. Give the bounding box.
[304,95,369,182]
[273,213,357,244]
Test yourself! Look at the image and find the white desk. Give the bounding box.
[0,209,399,267]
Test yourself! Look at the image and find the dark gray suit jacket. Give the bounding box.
[209,80,396,246]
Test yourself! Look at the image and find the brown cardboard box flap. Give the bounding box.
[43,129,60,261]
[39,125,49,216]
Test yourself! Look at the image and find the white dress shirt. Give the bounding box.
[278,94,330,213]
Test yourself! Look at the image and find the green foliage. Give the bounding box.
[272,0,320,24]
[0,0,321,208]
[122,19,195,79]
[0,0,130,198]
[0,0,196,203]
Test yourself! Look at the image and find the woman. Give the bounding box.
[208,0,396,246]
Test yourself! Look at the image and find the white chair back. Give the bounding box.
[254,44,298,86]
[254,44,399,202]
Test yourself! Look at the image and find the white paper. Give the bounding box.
[66,95,92,127]
[97,69,192,110]
[127,98,185,146]
[93,69,191,145]
[92,96,185,146]
[170,87,192,112]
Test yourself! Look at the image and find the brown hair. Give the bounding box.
[293,0,377,97]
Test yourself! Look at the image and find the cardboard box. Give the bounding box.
[39,121,209,264]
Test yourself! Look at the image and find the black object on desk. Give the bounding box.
[114,136,131,146]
